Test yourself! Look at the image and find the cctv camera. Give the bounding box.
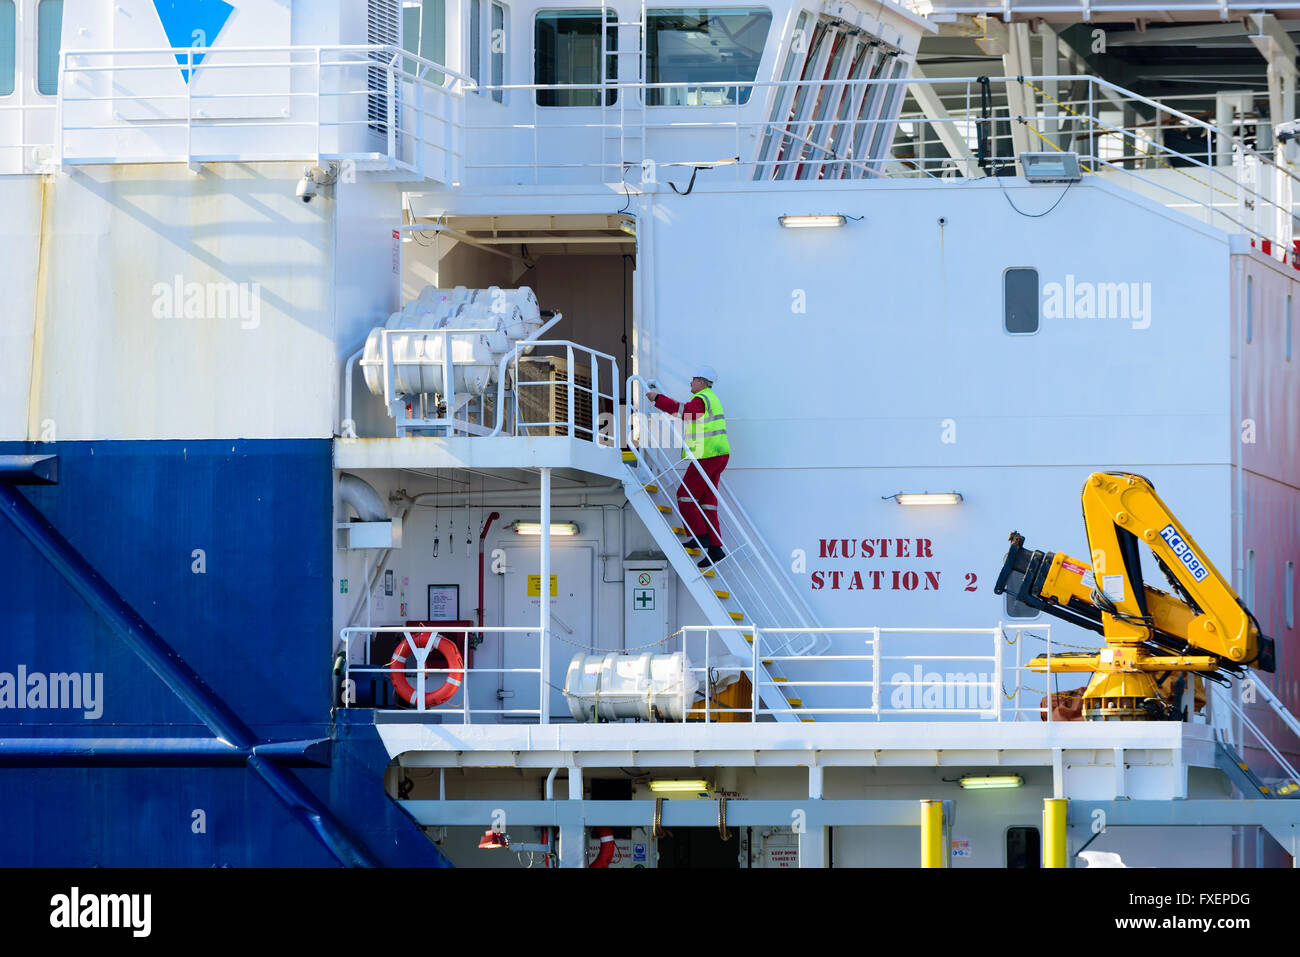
[296,175,317,203]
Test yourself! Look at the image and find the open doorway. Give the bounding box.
[656,827,741,868]
[400,211,636,397]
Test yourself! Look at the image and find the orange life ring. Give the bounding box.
[388,632,464,707]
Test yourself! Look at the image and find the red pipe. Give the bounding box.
[475,512,501,669]
[589,827,615,868]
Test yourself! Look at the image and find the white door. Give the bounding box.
[501,544,594,719]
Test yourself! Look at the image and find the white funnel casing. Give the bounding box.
[563,652,698,722]
[361,285,543,399]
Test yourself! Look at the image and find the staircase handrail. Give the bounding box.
[624,374,823,653]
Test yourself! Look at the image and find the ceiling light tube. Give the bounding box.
[887,492,963,506]
[958,775,1024,790]
[648,779,712,794]
[511,521,579,536]
[778,214,847,228]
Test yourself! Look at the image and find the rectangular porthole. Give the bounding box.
[1004,267,1039,335]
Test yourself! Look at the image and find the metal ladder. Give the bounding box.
[622,376,828,721]
[599,0,646,183]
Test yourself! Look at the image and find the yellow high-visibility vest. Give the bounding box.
[684,387,730,459]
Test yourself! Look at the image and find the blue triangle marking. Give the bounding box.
[152,0,235,83]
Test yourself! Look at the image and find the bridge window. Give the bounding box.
[402,0,446,81]
[37,0,62,95]
[645,7,771,106]
[0,1,13,97]
[1003,267,1039,335]
[491,2,506,102]
[535,9,617,106]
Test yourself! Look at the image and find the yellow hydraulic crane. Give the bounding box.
[994,472,1276,721]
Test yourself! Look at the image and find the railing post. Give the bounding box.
[315,47,322,163]
[871,626,881,718]
[387,61,396,167]
[55,50,66,170]
[186,47,194,165]
[994,621,1004,721]
[539,467,552,724]
[750,625,758,721]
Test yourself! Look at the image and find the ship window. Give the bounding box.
[1287,293,1293,361]
[36,0,62,95]
[491,2,506,103]
[0,1,14,97]
[470,0,483,86]
[535,9,616,106]
[1247,549,1255,609]
[402,0,447,83]
[645,8,771,106]
[1006,827,1040,868]
[1004,592,1038,620]
[1004,267,1039,335]
[1285,561,1294,630]
[1246,274,1253,344]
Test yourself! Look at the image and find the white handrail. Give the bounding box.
[624,374,821,658]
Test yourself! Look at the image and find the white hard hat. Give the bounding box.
[693,365,717,384]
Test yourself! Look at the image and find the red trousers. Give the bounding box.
[678,454,728,548]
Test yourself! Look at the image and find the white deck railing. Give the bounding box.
[11,53,1294,252]
[54,44,470,180]
[337,621,1076,723]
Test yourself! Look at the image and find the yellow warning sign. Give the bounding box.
[527,574,559,597]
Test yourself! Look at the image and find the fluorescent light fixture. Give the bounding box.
[958,775,1024,790]
[1019,152,1082,183]
[648,779,712,794]
[778,214,847,228]
[885,492,963,506]
[662,157,740,169]
[511,521,579,536]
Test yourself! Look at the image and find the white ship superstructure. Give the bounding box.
[0,0,1298,868]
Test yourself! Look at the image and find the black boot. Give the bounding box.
[698,545,725,568]
[680,538,702,552]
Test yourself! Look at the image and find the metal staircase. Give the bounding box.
[622,377,827,721]
[1211,679,1300,798]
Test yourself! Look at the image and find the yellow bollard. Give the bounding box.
[920,799,944,868]
[1043,798,1067,868]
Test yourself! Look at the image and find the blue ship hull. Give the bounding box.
[0,440,448,866]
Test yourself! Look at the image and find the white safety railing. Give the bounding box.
[339,625,542,721]
[21,55,1300,251]
[679,623,1051,721]
[54,44,471,180]
[1212,682,1300,788]
[624,374,823,661]
[490,340,620,445]
[348,332,619,442]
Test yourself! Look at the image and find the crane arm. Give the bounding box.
[995,472,1274,721]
